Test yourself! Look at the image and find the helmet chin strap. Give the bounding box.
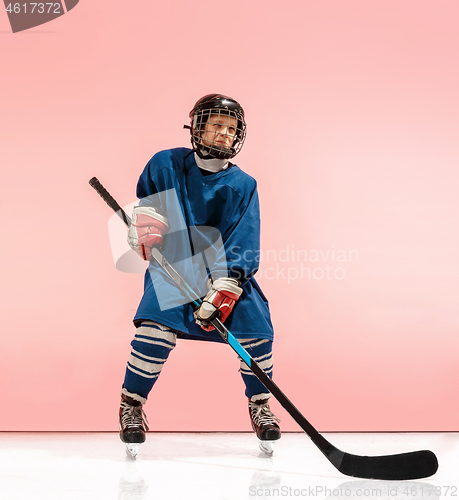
[194,152,229,173]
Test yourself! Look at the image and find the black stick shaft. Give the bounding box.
[89,177,132,227]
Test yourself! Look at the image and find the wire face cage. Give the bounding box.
[191,108,247,160]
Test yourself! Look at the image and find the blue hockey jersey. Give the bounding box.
[134,148,274,342]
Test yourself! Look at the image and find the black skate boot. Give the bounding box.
[119,393,149,458]
[248,398,281,455]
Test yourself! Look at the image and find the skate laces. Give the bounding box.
[249,400,280,427]
[120,401,150,432]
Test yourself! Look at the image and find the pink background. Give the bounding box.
[0,0,458,432]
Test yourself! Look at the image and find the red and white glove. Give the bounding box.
[194,277,242,332]
[127,206,169,261]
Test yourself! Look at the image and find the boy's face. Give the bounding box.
[200,113,238,150]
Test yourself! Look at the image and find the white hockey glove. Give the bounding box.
[127,206,169,261]
[194,277,242,332]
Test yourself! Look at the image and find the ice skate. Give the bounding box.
[119,394,149,458]
[248,398,281,455]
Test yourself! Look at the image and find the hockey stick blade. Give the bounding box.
[89,177,439,481]
[338,449,438,481]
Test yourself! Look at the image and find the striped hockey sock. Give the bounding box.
[239,338,273,400]
[123,321,177,400]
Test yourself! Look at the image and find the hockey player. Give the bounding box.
[119,94,281,457]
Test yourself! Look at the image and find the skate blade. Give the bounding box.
[125,443,139,458]
[258,439,275,455]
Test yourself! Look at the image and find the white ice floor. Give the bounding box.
[0,432,457,500]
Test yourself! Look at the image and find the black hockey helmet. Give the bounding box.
[186,93,247,160]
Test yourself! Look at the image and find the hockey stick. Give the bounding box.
[89,176,438,481]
